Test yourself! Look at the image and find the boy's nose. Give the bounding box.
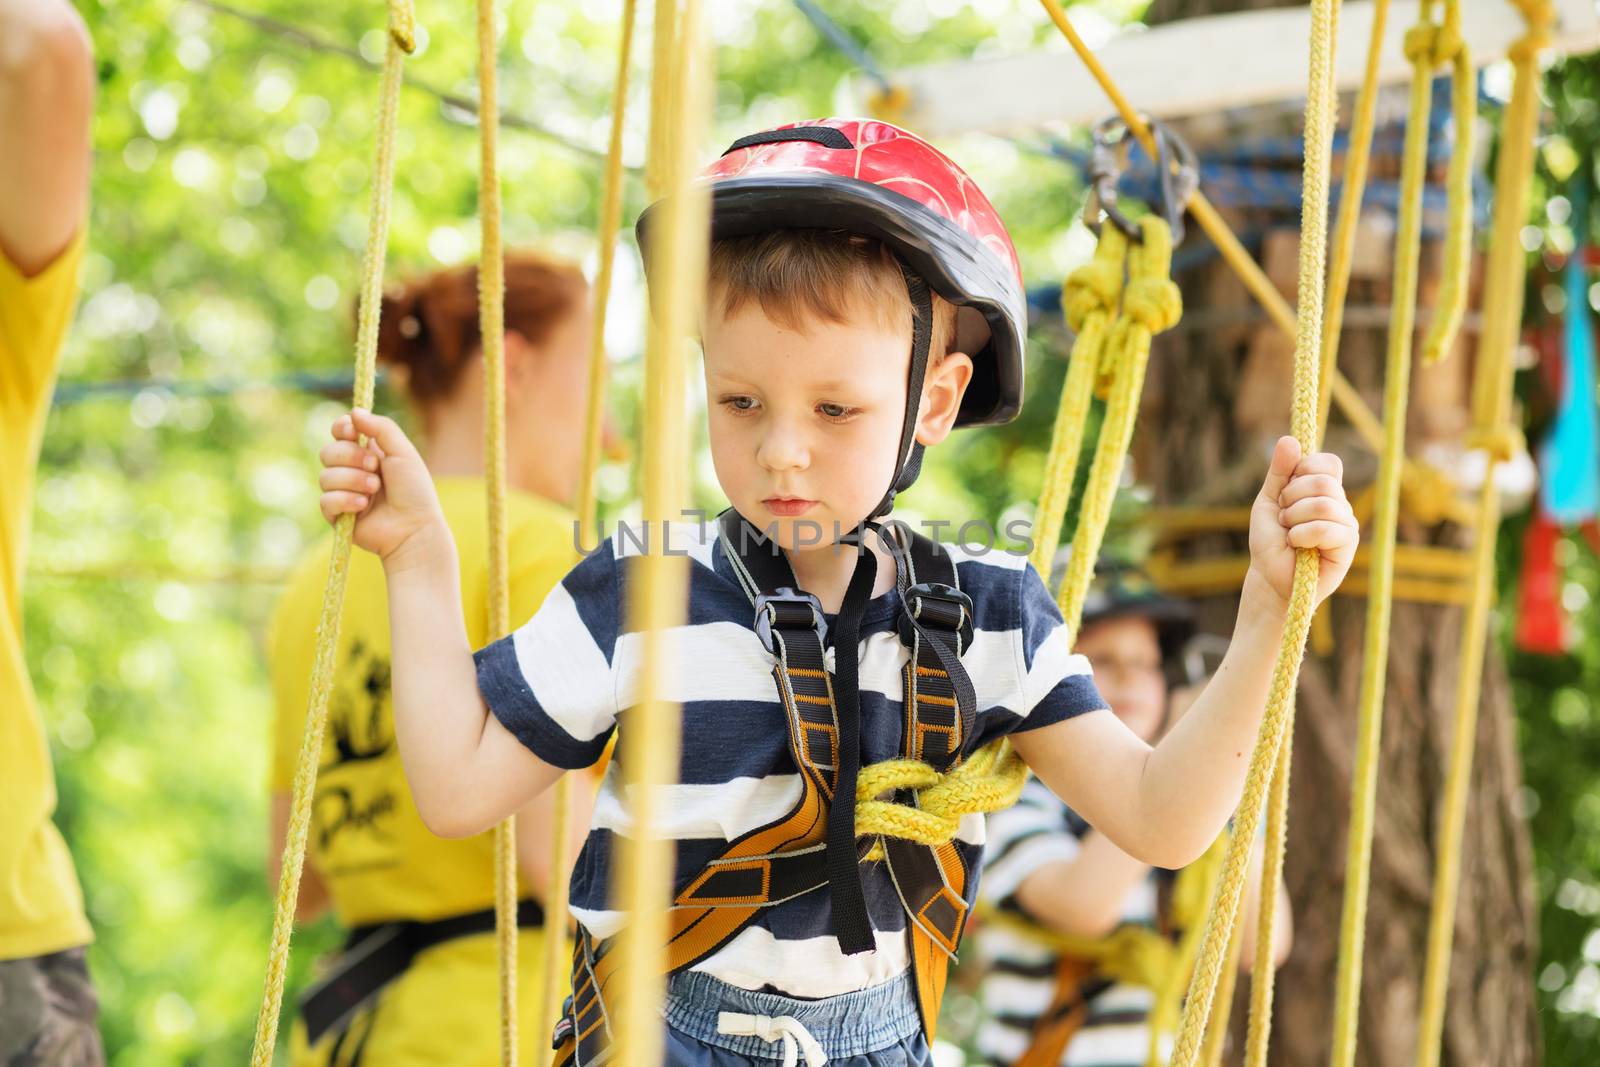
[756,423,809,473]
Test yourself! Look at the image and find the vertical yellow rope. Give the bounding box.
[1316,0,1391,439]
[1419,0,1476,367]
[249,5,415,1065]
[474,0,518,1062]
[1055,217,1181,644]
[1414,4,1550,1063]
[1169,0,1339,1060]
[612,0,710,1063]
[1198,900,1246,1067]
[535,6,640,1061]
[1029,228,1128,579]
[1327,3,1471,1060]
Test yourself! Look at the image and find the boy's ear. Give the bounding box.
[914,351,974,447]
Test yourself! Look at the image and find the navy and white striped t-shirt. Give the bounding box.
[472,519,1106,999]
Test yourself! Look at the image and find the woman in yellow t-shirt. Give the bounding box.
[268,252,602,1065]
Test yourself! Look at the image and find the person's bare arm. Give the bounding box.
[268,793,332,924]
[0,0,93,276]
[1013,438,1358,868]
[1012,831,1152,938]
[320,409,563,838]
[514,771,598,892]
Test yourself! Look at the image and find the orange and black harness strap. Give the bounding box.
[551,512,978,1064]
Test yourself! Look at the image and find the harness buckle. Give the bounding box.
[898,582,975,654]
[754,588,828,656]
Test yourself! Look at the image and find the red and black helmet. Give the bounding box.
[637,118,1027,429]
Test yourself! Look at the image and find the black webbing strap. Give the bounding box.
[888,525,977,766]
[717,508,879,956]
[300,898,545,1046]
[723,125,855,155]
[869,268,936,520]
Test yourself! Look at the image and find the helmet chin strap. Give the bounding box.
[865,263,935,524]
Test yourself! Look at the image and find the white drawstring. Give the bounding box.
[717,1011,829,1067]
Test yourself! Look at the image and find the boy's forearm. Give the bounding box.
[384,525,494,831]
[1015,831,1152,938]
[1136,572,1289,862]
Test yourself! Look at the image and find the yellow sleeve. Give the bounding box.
[0,228,85,421]
[267,555,325,792]
[506,512,581,631]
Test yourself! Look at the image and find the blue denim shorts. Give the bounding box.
[661,969,929,1066]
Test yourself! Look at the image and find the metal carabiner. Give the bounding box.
[1083,114,1199,245]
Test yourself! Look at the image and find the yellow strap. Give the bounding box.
[1169,0,1339,1060]
[533,4,640,1061]
[1328,3,1468,1060]
[1415,4,1550,1063]
[1029,227,1128,579]
[1056,216,1182,646]
[474,0,519,1061]
[249,4,415,1064]
[612,0,711,1062]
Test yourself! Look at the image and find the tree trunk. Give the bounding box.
[1134,2,1541,1064]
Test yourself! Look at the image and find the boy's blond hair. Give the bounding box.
[708,230,958,360]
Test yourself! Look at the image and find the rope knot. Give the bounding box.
[1120,277,1183,335]
[1063,259,1123,331]
[1403,23,1462,68]
[1466,424,1523,464]
[853,742,1028,854]
[1399,463,1460,526]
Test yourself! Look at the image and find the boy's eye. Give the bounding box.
[720,395,759,414]
[817,402,858,421]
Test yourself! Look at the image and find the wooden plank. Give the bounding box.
[860,0,1597,138]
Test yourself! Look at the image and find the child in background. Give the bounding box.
[975,566,1291,1067]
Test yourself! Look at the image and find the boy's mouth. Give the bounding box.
[762,496,817,517]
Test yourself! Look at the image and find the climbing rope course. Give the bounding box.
[245,0,1562,1062]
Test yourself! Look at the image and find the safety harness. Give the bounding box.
[553,509,981,1064]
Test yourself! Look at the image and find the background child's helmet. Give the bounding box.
[637,118,1028,430]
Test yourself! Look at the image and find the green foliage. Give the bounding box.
[28,0,1600,1062]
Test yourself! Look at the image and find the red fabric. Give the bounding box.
[1516,508,1567,655]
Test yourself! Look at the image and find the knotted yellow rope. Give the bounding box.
[1028,227,1129,578]
[1033,0,1390,468]
[1056,216,1182,648]
[1415,4,1550,1063]
[530,5,637,1063]
[1328,3,1470,1062]
[855,740,1029,857]
[473,0,518,1061]
[612,0,710,1062]
[1168,0,1339,1061]
[249,5,415,1065]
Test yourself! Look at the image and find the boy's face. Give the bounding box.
[1074,615,1167,743]
[702,297,970,552]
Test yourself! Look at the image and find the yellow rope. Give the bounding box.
[1419,0,1475,367]
[249,5,414,1064]
[1032,0,1388,466]
[1243,729,1290,1067]
[1327,3,1466,1059]
[854,741,1029,856]
[532,5,639,1062]
[1029,227,1129,578]
[1168,0,1339,1059]
[1056,217,1182,646]
[474,0,519,1061]
[1198,898,1246,1067]
[1317,0,1390,440]
[1414,4,1550,1063]
[612,0,710,1061]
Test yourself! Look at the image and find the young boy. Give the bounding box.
[315,119,1357,1065]
[974,566,1291,1066]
